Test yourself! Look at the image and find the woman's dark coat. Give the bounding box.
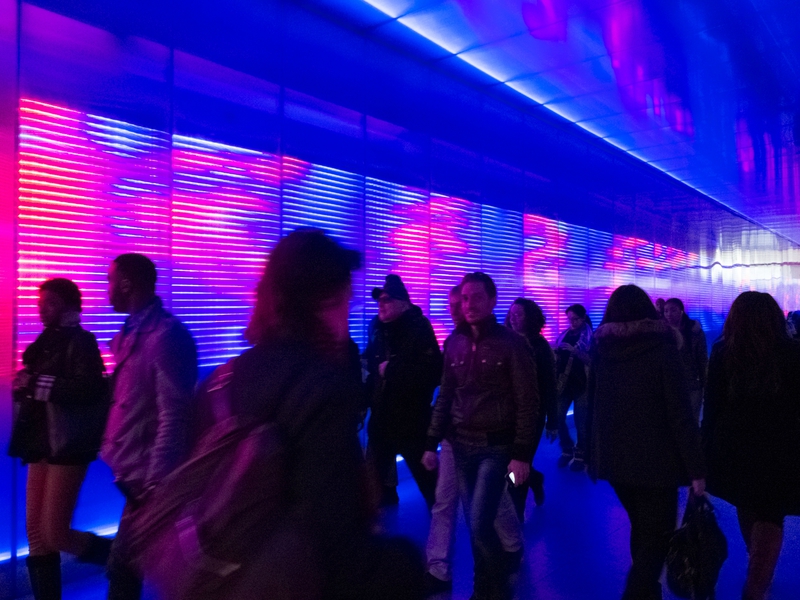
[703,339,800,517]
[587,318,706,487]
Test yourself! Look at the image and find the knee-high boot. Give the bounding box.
[26,552,62,600]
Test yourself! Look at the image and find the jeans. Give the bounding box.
[426,441,522,581]
[557,391,587,453]
[107,500,143,600]
[612,484,677,600]
[453,441,513,600]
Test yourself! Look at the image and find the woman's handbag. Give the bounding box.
[666,491,728,599]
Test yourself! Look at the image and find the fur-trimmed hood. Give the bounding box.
[593,318,681,361]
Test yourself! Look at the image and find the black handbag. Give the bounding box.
[666,491,728,599]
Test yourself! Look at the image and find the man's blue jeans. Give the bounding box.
[453,441,512,600]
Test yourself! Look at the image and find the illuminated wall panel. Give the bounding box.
[171,136,281,369]
[480,204,524,324]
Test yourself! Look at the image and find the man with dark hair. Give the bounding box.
[365,274,442,510]
[423,272,538,600]
[102,253,197,600]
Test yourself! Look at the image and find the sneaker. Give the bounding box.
[530,470,545,506]
[423,572,452,595]
[569,449,585,472]
[557,450,573,468]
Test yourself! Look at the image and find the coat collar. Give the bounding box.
[111,296,164,367]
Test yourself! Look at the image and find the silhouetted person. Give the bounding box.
[9,278,110,600]
[588,285,706,600]
[103,254,198,600]
[423,272,537,600]
[664,298,708,423]
[365,275,442,510]
[505,297,557,515]
[703,291,800,600]
[554,304,592,471]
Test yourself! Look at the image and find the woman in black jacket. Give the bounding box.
[664,298,708,423]
[505,297,557,514]
[588,285,706,600]
[9,278,110,599]
[703,291,800,600]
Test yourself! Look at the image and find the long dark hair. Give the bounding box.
[566,303,593,330]
[504,298,546,339]
[722,291,788,393]
[245,228,360,357]
[602,285,659,324]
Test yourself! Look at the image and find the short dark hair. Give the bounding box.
[449,284,462,296]
[461,272,497,299]
[665,298,685,312]
[602,285,659,324]
[113,253,157,294]
[39,278,81,312]
[566,304,587,318]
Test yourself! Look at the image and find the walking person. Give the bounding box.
[587,284,706,600]
[9,278,111,600]
[554,304,592,471]
[423,272,538,600]
[703,291,800,600]
[505,298,558,516]
[663,298,708,423]
[102,254,198,600]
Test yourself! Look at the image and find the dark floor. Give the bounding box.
[11,433,800,599]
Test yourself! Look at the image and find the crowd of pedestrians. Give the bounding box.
[8,228,800,600]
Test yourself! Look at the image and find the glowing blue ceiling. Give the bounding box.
[315,0,800,243]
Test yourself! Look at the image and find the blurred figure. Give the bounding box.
[554,304,592,471]
[103,254,198,600]
[785,310,800,340]
[505,298,557,514]
[423,272,537,600]
[655,298,666,319]
[664,298,708,423]
[703,292,800,600]
[365,274,442,510]
[9,278,110,600]
[221,229,422,599]
[424,286,523,594]
[588,285,706,600]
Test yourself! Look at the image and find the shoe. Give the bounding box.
[26,552,61,600]
[423,572,452,595]
[530,470,545,506]
[569,449,585,472]
[379,486,399,507]
[557,450,573,468]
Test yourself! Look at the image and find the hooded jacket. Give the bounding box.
[427,316,539,462]
[587,318,706,487]
[365,306,443,442]
[102,297,198,497]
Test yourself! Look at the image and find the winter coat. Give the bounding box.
[555,323,592,398]
[9,318,107,465]
[528,334,558,431]
[102,297,198,498]
[365,306,443,443]
[427,316,539,463]
[587,318,706,487]
[676,319,708,391]
[702,339,800,517]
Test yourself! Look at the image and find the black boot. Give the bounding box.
[26,552,61,600]
[77,533,113,566]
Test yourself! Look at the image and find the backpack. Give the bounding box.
[666,492,728,600]
[127,359,289,599]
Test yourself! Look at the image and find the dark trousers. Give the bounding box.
[370,435,438,510]
[557,391,587,453]
[107,500,143,600]
[453,442,511,600]
[612,484,677,600]
[508,408,547,520]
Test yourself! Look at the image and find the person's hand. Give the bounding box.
[507,459,530,487]
[558,343,574,352]
[691,478,706,496]
[545,428,558,443]
[12,369,32,391]
[378,361,389,378]
[421,451,439,471]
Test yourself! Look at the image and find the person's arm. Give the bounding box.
[146,324,198,488]
[509,337,538,463]
[425,343,456,452]
[662,344,707,481]
[539,342,558,431]
[701,343,725,453]
[573,327,592,364]
[695,327,709,389]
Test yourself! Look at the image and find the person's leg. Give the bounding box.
[367,436,399,506]
[25,463,62,600]
[494,486,523,554]
[107,501,143,600]
[399,439,438,510]
[426,440,459,583]
[571,392,588,471]
[738,508,784,600]
[613,484,676,600]
[40,464,92,556]
[556,394,575,465]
